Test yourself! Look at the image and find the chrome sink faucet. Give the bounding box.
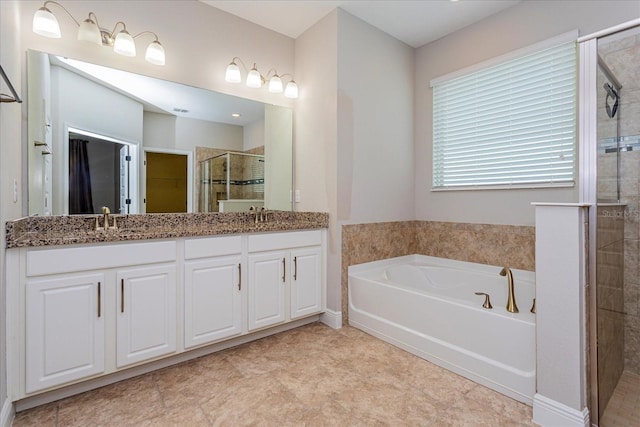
[499,267,519,313]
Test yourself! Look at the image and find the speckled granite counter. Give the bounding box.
[5,211,329,248]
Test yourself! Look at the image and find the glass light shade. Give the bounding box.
[33,7,61,38]
[246,67,262,88]
[269,75,283,93]
[78,18,102,45]
[225,63,241,83]
[284,81,299,99]
[113,30,136,57]
[145,41,165,65]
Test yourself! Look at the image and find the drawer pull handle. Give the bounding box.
[97,282,101,318]
[121,278,125,313]
[282,257,286,283]
[294,256,297,281]
[238,263,242,291]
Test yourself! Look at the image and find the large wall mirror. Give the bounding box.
[27,49,293,216]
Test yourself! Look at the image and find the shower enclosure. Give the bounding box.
[594,26,640,426]
[199,152,264,213]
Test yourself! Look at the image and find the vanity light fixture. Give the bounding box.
[225,57,298,99]
[32,1,166,65]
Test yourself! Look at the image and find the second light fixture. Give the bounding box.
[225,57,298,99]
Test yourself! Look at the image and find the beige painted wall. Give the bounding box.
[415,0,640,226]
[294,11,339,309]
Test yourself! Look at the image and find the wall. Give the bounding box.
[294,11,339,309]
[0,1,22,423]
[415,0,640,226]
[143,112,176,149]
[243,118,264,151]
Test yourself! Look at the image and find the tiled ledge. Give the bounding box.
[6,211,329,249]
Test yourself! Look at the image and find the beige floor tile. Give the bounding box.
[56,373,165,426]
[428,384,535,426]
[13,323,535,427]
[12,402,58,427]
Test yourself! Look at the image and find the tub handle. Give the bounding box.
[474,292,493,309]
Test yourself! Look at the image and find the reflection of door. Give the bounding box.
[119,146,129,214]
[145,152,188,213]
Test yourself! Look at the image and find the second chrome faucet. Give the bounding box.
[499,267,519,313]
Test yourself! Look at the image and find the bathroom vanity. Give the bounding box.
[5,212,328,409]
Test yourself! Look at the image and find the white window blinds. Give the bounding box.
[432,41,577,189]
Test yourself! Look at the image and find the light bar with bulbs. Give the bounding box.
[32,1,166,66]
[225,57,298,99]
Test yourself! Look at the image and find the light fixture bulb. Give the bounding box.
[284,80,299,99]
[246,64,262,88]
[78,18,102,45]
[113,30,136,57]
[225,62,241,83]
[145,41,165,65]
[269,75,283,93]
[33,6,61,38]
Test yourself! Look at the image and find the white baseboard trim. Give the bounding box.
[320,309,342,329]
[0,397,14,427]
[533,394,589,427]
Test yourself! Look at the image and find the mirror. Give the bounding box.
[27,49,293,216]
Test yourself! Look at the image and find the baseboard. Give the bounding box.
[0,397,14,427]
[320,309,342,329]
[533,394,589,427]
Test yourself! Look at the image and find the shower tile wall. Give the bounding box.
[341,221,535,325]
[596,205,625,413]
[600,32,640,375]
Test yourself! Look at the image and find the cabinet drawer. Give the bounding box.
[184,235,242,260]
[26,241,177,277]
[248,230,322,252]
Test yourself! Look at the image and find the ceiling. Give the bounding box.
[201,0,521,48]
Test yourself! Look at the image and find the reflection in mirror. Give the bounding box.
[27,49,293,216]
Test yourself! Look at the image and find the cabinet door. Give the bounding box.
[290,247,323,319]
[247,251,287,331]
[184,256,242,349]
[116,265,176,368]
[25,274,105,393]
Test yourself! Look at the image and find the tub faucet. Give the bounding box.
[499,267,519,313]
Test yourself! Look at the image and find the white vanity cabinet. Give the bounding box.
[247,230,324,331]
[183,236,243,349]
[19,240,177,394]
[25,273,105,393]
[9,228,326,403]
[116,264,177,367]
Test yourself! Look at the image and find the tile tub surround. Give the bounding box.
[12,322,535,426]
[342,220,535,325]
[5,211,328,248]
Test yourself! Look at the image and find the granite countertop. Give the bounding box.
[5,211,329,249]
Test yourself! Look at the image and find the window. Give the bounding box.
[432,40,577,189]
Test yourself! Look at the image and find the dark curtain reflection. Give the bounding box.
[69,138,94,214]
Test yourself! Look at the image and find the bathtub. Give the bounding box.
[348,254,536,405]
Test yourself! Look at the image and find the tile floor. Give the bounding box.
[601,371,640,426]
[13,323,535,426]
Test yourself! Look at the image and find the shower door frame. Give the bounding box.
[578,18,640,427]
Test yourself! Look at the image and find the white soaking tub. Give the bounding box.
[348,254,536,404]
